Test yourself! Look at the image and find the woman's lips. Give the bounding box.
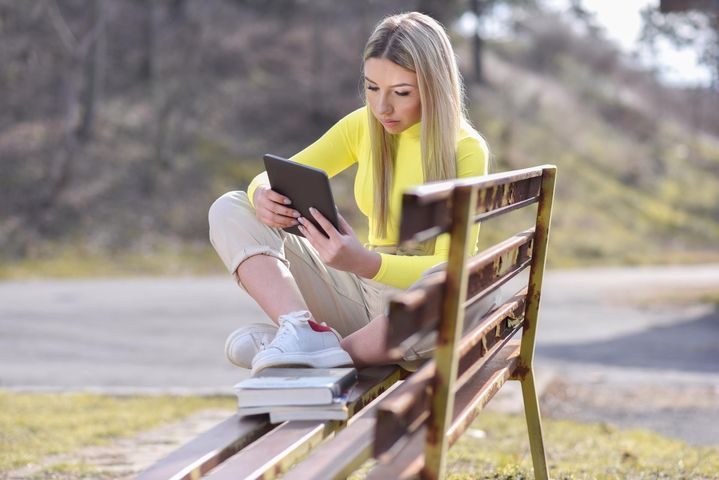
[382,119,399,126]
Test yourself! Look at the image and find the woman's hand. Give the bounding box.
[298,208,381,278]
[252,185,300,229]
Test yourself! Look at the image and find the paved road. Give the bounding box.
[1,265,718,443]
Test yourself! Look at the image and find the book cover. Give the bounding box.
[269,405,348,423]
[237,395,350,422]
[234,367,357,408]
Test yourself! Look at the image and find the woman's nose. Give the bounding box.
[378,95,393,115]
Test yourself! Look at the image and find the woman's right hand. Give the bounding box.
[252,185,300,229]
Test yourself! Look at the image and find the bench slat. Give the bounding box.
[203,366,402,479]
[135,414,275,480]
[205,420,328,480]
[282,378,404,480]
[373,296,525,458]
[458,289,526,387]
[368,426,426,480]
[448,340,521,445]
[399,167,545,243]
[368,341,521,478]
[386,228,534,351]
[463,228,533,308]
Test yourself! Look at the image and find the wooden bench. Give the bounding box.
[137,165,556,480]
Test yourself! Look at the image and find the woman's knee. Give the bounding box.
[208,191,252,230]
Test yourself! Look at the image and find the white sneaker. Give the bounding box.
[250,311,353,375]
[224,323,278,368]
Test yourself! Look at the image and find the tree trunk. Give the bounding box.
[139,1,159,82]
[416,0,459,27]
[472,0,485,84]
[76,0,106,142]
[311,2,325,122]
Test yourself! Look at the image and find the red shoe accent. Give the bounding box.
[308,319,333,333]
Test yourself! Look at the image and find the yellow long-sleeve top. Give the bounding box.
[248,106,488,289]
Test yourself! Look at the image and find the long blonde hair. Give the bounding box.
[363,12,471,238]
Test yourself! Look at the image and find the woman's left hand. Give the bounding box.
[298,208,380,278]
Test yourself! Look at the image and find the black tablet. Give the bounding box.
[263,154,339,238]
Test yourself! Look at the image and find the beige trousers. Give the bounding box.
[208,191,498,365]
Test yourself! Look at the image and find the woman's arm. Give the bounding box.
[247,107,365,208]
[299,209,382,279]
[371,133,489,288]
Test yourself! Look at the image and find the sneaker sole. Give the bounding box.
[224,323,278,368]
[251,348,353,375]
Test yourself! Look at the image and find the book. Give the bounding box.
[233,367,357,408]
[270,404,348,422]
[236,395,350,422]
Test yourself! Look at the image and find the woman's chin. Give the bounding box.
[382,123,403,134]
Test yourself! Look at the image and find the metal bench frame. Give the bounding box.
[138,165,556,480]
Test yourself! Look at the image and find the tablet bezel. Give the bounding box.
[262,154,339,238]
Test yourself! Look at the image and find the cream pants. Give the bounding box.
[208,190,497,365]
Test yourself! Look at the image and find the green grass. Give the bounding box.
[627,288,719,309]
[446,414,719,479]
[0,391,235,474]
[350,414,719,479]
[2,391,717,479]
[0,243,225,280]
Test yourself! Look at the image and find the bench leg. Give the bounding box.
[520,369,549,480]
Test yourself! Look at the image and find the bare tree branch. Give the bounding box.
[46,0,80,55]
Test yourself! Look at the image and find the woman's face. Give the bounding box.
[364,57,421,134]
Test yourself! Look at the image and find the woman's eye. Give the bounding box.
[395,91,410,97]
[367,85,379,92]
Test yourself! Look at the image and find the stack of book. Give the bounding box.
[233,367,358,423]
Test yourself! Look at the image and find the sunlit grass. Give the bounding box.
[0,391,234,473]
[627,287,719,308]
[0,243,224,280]
[2,391,717,479]
[351,413,719,479]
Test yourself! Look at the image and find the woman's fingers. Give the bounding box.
[271,212,298,228]
[298,215,321,239]
[270,205,299,219]
[309,208,337,238]
[254,188,300,228]
[265,189,292,206]
[338,213,353,235]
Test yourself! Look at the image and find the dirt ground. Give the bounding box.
[2,267,718,478]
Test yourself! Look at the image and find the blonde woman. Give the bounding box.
[209,12,488,374]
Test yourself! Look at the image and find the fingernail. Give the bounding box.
[309,207,316,213]
[294,212,301,218]
[284,199,291,205]
[298,217,304,224]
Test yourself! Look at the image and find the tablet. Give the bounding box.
[263,154,339,238]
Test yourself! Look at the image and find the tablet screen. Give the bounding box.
[263,154,339,238]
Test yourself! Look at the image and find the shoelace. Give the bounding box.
[271,310,312,346]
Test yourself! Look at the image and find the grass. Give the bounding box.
[0,243,225,280]
[0,391,235,475]
[446,414,719,479]
[351,414,719,479]
[1,391,718,479]
[624,287,719,309]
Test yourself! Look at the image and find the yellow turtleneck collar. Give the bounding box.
[399,121,421,139]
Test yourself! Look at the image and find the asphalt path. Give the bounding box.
[1,265,718,443]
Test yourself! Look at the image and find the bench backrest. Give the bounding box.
[372,165,556,478]
[139,166,556,480]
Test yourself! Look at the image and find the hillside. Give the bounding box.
[1,2,718,277]
[465,11,719,266]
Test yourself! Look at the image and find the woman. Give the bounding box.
[208,12,488,374]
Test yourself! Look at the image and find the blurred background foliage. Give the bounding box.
[1,0,718,277]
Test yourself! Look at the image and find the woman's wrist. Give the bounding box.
[355,249,381,279]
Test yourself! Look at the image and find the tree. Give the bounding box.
[639,0,719,91]
[466,0,537,83]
